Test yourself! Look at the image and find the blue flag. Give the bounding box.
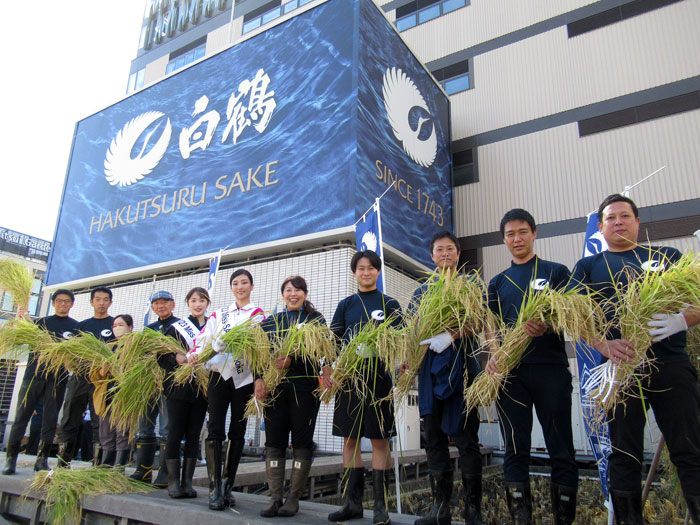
[355,202,384,292]
[576,212,612,499]
[207,252,221,294]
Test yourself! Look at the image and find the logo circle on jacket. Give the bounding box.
[641,260,664,272]
[100,329,113,338]
[371,310,385,321]
[530,278,549,290]
[62,331,74,340]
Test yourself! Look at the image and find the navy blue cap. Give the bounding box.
[150,290,174,302]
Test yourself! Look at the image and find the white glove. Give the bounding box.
[212,336,227,352]
[648,312,687,343]
[419,332,454,354]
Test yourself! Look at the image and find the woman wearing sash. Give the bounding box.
[188,269,265,510]
[153,288,209,498]
[257,276,328,517]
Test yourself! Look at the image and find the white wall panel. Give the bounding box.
[451,0,700,138]
[455,110,700,237]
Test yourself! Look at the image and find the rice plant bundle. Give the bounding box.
[318,315,400,405]
[465,285,604,414]
[393,270,492,403]
[171,320,267,387]
[0,258,34,311]
[244,320,335,417]
[586,252,700,414]
[37,331,113,378]
[0,318,53,360]
[107,329,184,437]
[27,467,153,525]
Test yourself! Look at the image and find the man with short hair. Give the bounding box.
[571,194,700,524]
[3,290,79,474]
[411,230,484,525]
[57,287,114,467]
[326,250,402,525]
[487,209,578,524]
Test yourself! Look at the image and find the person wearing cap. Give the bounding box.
[146,289,208,499]
[187,269,265,511]
[57,287,115,467]
[3,289,79,475]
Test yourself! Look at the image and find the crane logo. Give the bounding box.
[382,67,437,168]
[104,112,172,187]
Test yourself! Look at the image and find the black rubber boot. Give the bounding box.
[278,448,313,517]
[462,475,483,525]
[99,449,117,468]
[206,439,225,510]
[505,482,533,525]
[34,441,52,472]
[166,458,185,498]
[57,441,76,468]
[685,493,700,525]
[260,447,287,517]
[223,439,244,507]
[414,471,452,525]
[153,439,168,488]
[551,483,577,525]
[610,489,644,525]
[115,449,130,469]
[328,467,365,522]
[372,469,391,525]
[92,443,103,466]
[181,457,198,498]
[129,439,157,482]
[3,442,19,475]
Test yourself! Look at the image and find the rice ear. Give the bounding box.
[0,258,35,311]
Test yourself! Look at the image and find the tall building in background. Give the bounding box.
[128,0,699,281]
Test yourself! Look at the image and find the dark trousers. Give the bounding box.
[609,360,700,495]
[58,375,99,444]
[497,364,578,487]
[424,398,482,477]
[8,375,66,446]
[207,372,253,442]
[264,387,320,450]
[166,397,208,459]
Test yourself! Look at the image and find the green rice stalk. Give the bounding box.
[172,321,267,388]
[317,315,400,405]
[465,284,604,414]
[0,258,35,311]
[37,332,113,378]
[244,320,334,418]
[391,270,492,404]
[26,467,153,525]
[108,329,184,438]
[0,319,53,361]
[588,252,700,415]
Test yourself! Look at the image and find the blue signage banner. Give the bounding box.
[355,203,384,292]
[47,0,451,285]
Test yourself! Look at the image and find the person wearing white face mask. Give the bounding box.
[91,314,134,468]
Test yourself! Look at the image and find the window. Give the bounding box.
[432,59,471,95]
[395,0,468,32]
[242,0,315,35]
[568,0,683,38]
[166,43,206,75]
[127,68,145,94]
[1,293,13,313]
[452,148,478,185]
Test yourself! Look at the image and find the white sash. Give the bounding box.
[217,305,253,388]
[171,318,199,350]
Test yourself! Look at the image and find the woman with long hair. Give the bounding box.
[188,269,265,510]
[257,275,328,517]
